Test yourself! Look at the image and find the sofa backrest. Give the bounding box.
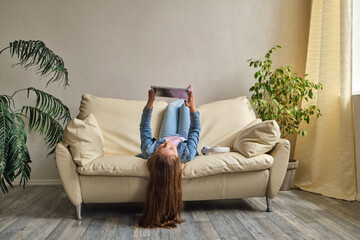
[77,94,256,156]
[197,96,257,149]
[77,94,168,156]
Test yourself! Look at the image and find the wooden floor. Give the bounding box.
[0,186,359,240]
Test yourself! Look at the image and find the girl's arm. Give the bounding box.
[185,91,196,113]
[140,90,156,155]
[140,108,154,155]
[145,89,155,109]
[183,91,201,161]
[185,111,201,161]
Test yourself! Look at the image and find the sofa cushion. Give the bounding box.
[182,152,273,178]
[77,94,168,156]
[77,152,274,179]
[197,96,257,149]
[64,113,105,166]
[233,120,281,157]
[77,155,148,177]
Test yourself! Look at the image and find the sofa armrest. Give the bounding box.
[266,138,290,199]
[55,142,82,206]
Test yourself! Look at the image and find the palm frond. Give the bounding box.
[6,114,31,189]
[0,95,14,107]
[0,40,69,87]
[26,87,71,124]
[21,106,64,155]
[0,103,14,194]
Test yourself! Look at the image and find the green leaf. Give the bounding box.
[25,87,71,124]
[0,103,14,194]
[1,40,69,87]
[272,99,279,105]
[6,114,31,190]
[0,95,14,107]
[21,106,64,155]
[309,89,313,99]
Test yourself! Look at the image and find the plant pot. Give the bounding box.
[280,159,299,191]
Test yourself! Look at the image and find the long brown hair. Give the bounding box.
[138,152,185,228]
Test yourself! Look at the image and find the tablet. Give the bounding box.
[151,86,190,99]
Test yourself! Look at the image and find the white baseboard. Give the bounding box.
[13,180,62,186]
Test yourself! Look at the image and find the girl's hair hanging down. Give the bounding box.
[139,152,185,228]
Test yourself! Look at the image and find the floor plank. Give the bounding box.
[0,186,360,240]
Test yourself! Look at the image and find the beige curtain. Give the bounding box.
[293,0,356,200]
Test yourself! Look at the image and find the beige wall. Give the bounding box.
[0,0,311,182]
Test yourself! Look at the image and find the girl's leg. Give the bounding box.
[177,103,190,139]
[159,99,184,138]
[171,99,185,108]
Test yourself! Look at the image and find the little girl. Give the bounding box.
[138,89,201,228]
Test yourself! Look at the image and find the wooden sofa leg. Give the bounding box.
[76,204,82,220]
[266,196,272,212]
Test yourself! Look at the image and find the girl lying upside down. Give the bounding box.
[137,89,201,228]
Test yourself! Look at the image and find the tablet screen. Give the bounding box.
[151,86,190,99]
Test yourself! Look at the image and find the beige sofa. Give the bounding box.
[55,94,290,219]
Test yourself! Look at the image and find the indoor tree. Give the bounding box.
[0,40,71,194]
[248,45,323,138]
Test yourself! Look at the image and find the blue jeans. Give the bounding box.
[159,99,190,139]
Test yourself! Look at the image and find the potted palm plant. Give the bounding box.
[0,40,71,194]
[248,45,323,190]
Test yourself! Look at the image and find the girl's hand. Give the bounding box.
[185,91,196,113]
[146,89,155,109]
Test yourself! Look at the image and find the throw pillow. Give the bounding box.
[64,113,105,166]
[238,118,262,134]
[233,120,280,157]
